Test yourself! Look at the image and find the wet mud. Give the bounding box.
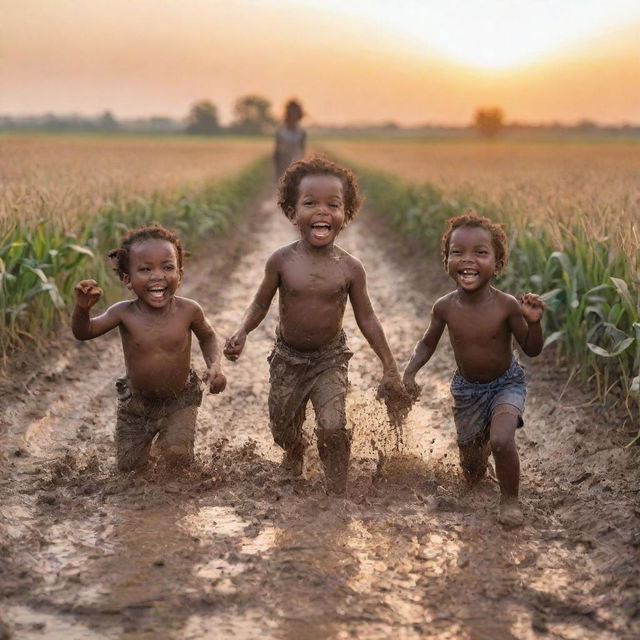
[1,195,638,639]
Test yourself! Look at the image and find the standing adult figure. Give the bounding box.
[274,99,306,181]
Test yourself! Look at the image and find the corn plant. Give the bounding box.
[1,156,269,365]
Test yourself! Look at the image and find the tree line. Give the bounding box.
[2,98,639,138]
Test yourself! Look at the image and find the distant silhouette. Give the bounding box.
[273,99,306,181]
[474,107,504,138]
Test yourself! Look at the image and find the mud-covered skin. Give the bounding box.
[0,196,638,639]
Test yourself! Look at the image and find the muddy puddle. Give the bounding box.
[1,195,638,639]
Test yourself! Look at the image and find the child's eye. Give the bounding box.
[164,264,175,271]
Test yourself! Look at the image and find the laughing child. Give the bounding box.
[224,155,406,494]
[72,224,226,472]
[403,211,545,526]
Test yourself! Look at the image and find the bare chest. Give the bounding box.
[280,262,348,300]
[445,304,510,345]
[121,315,191,354]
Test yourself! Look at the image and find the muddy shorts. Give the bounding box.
[450,359,526,446]
[115,370,203,471]
[267,329,353,453]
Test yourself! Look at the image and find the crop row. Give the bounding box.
[0,157,269,365]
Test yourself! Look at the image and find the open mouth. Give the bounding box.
[458,269,479,284]
[311,222,331,239]
[148,286,168,300]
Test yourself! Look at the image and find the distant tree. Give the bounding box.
[186,100,220,135]
[231,94,275,134]
[576,118,597,132]
[473,107,504,137]
[98,110,119,132]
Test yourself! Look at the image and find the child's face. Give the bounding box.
[293,174,345,247]
[123,239,182,308]
[446,226,499,292]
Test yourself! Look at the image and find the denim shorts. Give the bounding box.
[450,359,526,446]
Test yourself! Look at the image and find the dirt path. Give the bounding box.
[1,194,638,640]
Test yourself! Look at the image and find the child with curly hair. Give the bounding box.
[72,223,226,472]
[403,210,545,526]
[224,155,406,494]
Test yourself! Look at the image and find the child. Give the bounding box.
[224,155,406,494]
[402,211,545,526]
[273,99,306,181]
[72,224,226,472]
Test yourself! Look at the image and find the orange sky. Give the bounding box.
[1,0,639,125]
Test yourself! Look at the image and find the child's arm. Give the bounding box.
[71,280,121,340]
[190,302,226,394]
[402,301,446,398]
[509,293,545,357]
[224,253,280,361]
[348,259,401,381]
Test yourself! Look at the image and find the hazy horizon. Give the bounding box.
[2,0,639,126]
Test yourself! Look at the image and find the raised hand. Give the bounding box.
[74,279,102,310]
[520,293,546,324]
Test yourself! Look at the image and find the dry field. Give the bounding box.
[0,134,271,228]
[322,138,640,252]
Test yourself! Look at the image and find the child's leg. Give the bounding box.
[155,404,198,469]
[489,404,523,525]
[115,412,156,472]
[114,378,157,472]
[458,428,490,483]
[269,387,308,475]
[310,368,350,495]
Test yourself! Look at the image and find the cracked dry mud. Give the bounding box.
[1,194,638,640]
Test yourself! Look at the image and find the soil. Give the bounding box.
[1,193,638,640]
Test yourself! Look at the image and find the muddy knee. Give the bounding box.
[489,433,516,456]
[490,406,520,456]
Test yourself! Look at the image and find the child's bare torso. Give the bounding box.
[439,288,516,383]
[277,243,352,351]
[118,297,195,397]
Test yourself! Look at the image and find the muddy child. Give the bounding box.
[403,211,545,526]
[224,155,406,494]
[72,224,226,472]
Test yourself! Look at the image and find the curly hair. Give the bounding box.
[107,223,184,280]
[441,209,509,272]
[277,154,362,224]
